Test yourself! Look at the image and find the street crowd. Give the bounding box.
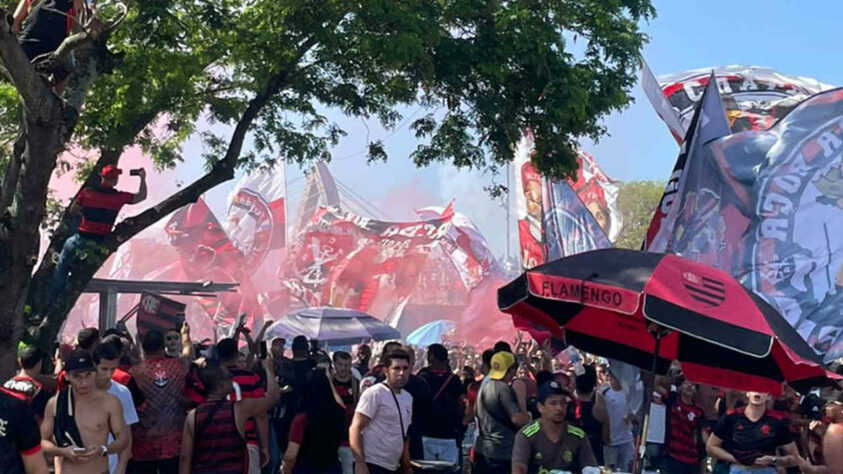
[3,324,843,474]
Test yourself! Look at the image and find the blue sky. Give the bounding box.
[176,0,842,258]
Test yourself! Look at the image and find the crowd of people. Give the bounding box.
[3,324,843,474]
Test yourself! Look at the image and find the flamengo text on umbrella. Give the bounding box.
[539,280,625,308]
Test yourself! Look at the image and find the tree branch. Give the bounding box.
[0,124,26,214]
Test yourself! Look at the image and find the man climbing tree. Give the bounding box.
[14,0,89,92]
[49,164,146,305]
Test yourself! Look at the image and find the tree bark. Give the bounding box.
[0,8,113,378]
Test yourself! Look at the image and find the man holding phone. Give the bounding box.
[50,165,147,304]
[41,350,130,474]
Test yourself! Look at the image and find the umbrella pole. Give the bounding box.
[634,331,662,474]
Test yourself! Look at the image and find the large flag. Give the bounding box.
[165,198,244,278]
[544,179,612,259]
[665,87,843,362]
[513,134,547,270]
[225,164,286,269]
[513,131,620,270]
[416,204,499,291]
[645,65,832,137]
[641,59,685,142]
[644,73,731,251]
[568,150,623,242]
[282,207,453,315]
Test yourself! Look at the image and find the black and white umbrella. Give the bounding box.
[266,307,401,346]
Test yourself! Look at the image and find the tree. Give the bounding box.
[614,180,664,250]
[0,0,654,377]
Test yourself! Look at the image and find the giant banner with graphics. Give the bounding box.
[417,204,498,291]
[666,88,843,361]
[283,207,453,314]
[513,132,619,270]
[225,164,286,269]
[648,65,832,137]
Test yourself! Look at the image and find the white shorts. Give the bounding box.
[603,442,635,472]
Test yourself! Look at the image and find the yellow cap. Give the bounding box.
[488,352,515,380]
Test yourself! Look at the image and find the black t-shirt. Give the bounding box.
[714,409,793,466]
[278,359,316,426]
[19,0,75,59]
[404,374,433,459]
[418,368,465,439]
[0,388,42,474]
[2,375,52,420]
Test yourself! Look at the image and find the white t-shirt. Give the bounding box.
[107,381,138,474]
[602,386,634,446]
[646,395,666,444]
[355,382,413,471]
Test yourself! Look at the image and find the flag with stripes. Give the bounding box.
[137,292,185,337]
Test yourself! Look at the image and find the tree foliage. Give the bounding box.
[614,180,664,249]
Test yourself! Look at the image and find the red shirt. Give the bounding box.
[76,186,134,236]
[666,394,703,464]
[185,364,264,446]
[130,357,188,461]
[289,413,309,444]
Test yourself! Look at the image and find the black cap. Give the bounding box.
[428,343,448,362]
[64,350,95,373]
[800,393,827,421]
[536,381,572,403]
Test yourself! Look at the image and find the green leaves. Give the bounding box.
[67,0,653,185]
[614,180,665,249]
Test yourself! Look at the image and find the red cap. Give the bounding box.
[100,165,122,180]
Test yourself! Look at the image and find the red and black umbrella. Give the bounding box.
[498,248,839,395]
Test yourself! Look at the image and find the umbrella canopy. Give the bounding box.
[406,320,456,347]
[266,307,401,346]
[498,249,839,394]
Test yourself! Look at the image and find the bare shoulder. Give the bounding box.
[827,422,843,438]
[100,392,122,411]
[45,394,58,413]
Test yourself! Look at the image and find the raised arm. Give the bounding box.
[238,357,280,419]
[180,322,195,362]
[12,0,29,34]
[130,169,147,204]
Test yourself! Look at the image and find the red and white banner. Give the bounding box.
[513,131,621,270]
[417,203,498,291]
[225,164,286,269]
[513,133,548,270]
[162,199,263,326]
[569,150,623,242]
[282,207,453,315]
[646,65,832,137]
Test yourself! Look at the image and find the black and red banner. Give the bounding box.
[137,292,185,337]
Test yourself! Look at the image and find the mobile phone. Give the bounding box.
[72,447,87,453]
[259,341,267,360]
[129,169,141,176]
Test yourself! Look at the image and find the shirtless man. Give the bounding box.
[41,350,129,474]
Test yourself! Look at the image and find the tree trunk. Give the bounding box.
[0,119,66,379]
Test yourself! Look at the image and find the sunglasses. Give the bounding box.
[165,336,180,342]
